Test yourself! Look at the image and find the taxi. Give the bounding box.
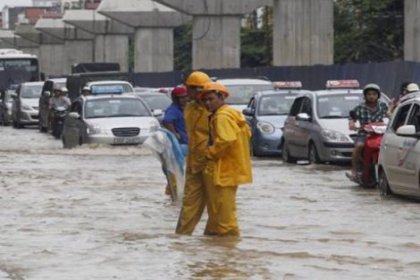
[282,80,389,164]
[242,81,309,156]
[378,91,420,198]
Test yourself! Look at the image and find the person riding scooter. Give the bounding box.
[49,87,71,138]
[346,83,390,182]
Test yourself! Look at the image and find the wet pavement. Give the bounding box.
[1,126,420,280]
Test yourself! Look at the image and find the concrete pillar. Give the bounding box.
[35,18,94,74]
[94,34,129,69]
[273,0,334,66]
[63,10,133,71]
[98,0,187,72]
[405,0,420,61]
[154,0,271,69]
[15,24,66,76]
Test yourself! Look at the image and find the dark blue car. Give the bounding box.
[243,89,310,156]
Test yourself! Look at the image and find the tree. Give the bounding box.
[334,0,403,63]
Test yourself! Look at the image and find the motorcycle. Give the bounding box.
[348,122,387,187]
[52,106,68,139]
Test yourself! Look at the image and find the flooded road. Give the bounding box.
[1,126,419,279]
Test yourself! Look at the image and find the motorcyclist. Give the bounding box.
[49,87,71,110]
[346,83,389,181]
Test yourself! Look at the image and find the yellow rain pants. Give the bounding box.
[175,101,209,234]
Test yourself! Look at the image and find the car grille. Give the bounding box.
[112,127,140,137]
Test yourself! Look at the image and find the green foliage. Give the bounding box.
[334,0,403,63]
[174,23,192,72]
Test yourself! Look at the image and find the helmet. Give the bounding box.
[185,71,211,87]
[201,82,229,98]
[363,83,381,98]
[406,83,419,93]
[171,86,188,97]
[82,86,90,91]
[60,87,68,93]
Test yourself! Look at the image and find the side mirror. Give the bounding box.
[68,112,80,119]
[396,125,418,137]
[42,91,51,98]
[152,109,163,117]
[242,108,254,116]
[296,112,311,121]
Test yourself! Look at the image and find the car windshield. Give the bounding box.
[140,95,171,111]
[90,84,133,95]
[258,94,297,115]
[224,84,274,105]
[85,98,150,119]
[21,84,43,98]
[317,94,363,119]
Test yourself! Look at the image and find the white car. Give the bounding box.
[62,95,160,148]
[85,80,134,95]
[217,78,274,111]
[378,93,420,198]
[11,81,44,128]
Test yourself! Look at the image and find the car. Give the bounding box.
[242,81,308,156]
[217,78,275,111]
[39,78,67,132]
[130,90,171,122]
[377,92,420,198]
[62,95,161,148]
[0,89,14,125]
[282,80,390,164]
[11,81,44,128]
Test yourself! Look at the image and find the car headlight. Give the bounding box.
[87,125,104,135]
[149,120,160,132]
[321,129,351,143]
[256,121,275,134]
[22,103,32,111]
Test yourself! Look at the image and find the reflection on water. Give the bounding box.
[0,126,420,279]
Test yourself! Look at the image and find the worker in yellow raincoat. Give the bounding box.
[200,82,253,236]
[175,71,212,234]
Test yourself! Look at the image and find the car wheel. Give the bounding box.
[12,120,21,129]
[378,169,391,196]
[282,141,297,163]
[252,143,262,157]
[308,142,322,164]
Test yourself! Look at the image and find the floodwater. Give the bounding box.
[1,126,420,280]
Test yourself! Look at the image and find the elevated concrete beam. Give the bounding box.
[62,10,133,34]
[98,0,187,72]
[35,18,94,41]
[273,0,334,66]
[98,0,187,27]
[0,30,16,48]
[154,0,271,69]
[153,0,273,15]
[15,24,63,45]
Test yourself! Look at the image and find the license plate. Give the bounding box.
[113,137,140,144]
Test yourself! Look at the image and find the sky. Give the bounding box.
[0,0,32,11]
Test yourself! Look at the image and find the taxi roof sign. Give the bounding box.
[273,81,302,89]
[326,80,360,89]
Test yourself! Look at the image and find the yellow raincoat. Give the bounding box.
[175,101,210,235]
[203,105,252,236]
[205,105,252,187]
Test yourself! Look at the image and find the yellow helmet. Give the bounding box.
[201,82,229,98]
[185,71,211,87]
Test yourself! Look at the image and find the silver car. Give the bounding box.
[378,93,420,198]
[62,95,160,148]
[11,81,44,128]
[282,83,390,164]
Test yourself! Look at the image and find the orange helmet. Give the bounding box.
[185,71,211,87]
[201,82,229,98]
